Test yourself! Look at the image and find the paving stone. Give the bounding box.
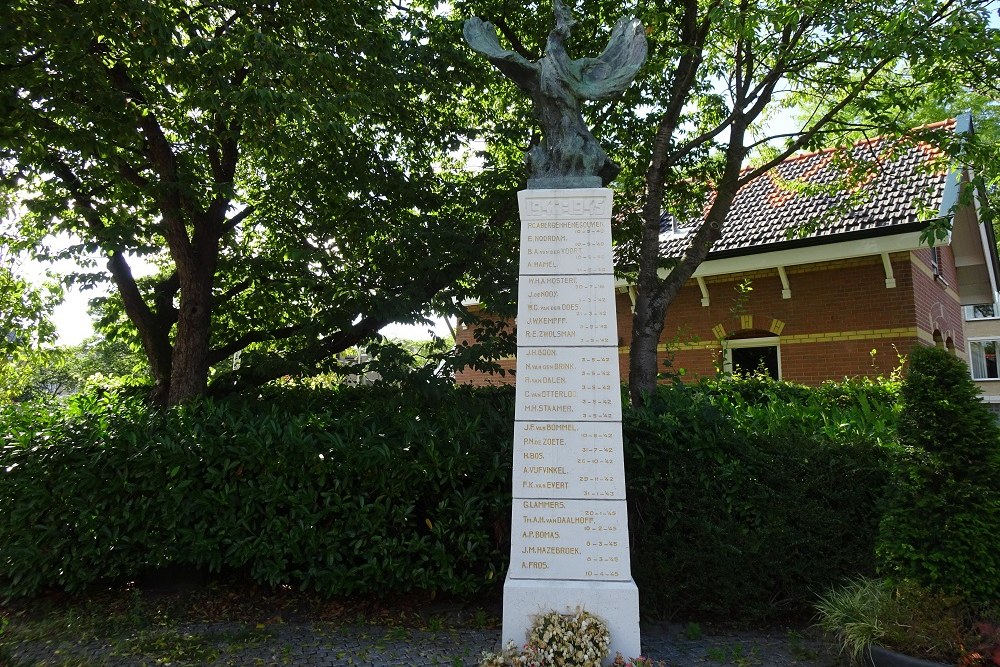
[4,621,845,666]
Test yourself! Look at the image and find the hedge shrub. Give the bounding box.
[625,376,900,620]
[2,375,901,621]
[0,381,513,599]
[877,345,1000,603]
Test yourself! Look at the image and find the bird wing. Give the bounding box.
[570,17,647,100]
[463,18,539,91]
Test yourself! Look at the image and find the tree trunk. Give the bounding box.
[627,114,747,405]
[628,290,667,405]
[627,192,738,406]
[167,274,214,405]
[166,225,220,405]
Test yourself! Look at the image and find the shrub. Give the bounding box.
[1,374,900,622]
[0,380,514,599]
[815,577,969,665]
[625,377,900,621]
[877,345,1000,603]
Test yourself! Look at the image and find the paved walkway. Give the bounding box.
[5,620,844,666]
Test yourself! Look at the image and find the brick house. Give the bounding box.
[456,116,999,388]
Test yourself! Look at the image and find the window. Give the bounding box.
[931,246,942,277]
[723,336,781,380]
[970,339,1000,380]
[965,303,998,320]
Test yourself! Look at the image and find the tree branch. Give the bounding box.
[221,205,255,236]
[208,323,306,365]
[205,193,519,396]
[739,55,897,185]
[490,16,539,61]
[0,49,44,72]
[214,277,253,304]
[86,39,198,261]
[640,0,715,273]
[114,157,150,190]
[152,271,180,327]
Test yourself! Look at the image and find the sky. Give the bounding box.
[49,279,100,345]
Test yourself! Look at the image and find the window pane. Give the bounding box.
[971,341,1000,379]
[731,346,779,379]
[973,304,996,319]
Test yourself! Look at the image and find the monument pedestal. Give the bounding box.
[503,579,640,659]
[504,188,639,665]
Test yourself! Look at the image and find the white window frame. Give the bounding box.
[723,336,782,379]
[968,337,1000,381]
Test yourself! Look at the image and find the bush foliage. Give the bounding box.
[877,345,1000,603]
[625,376,900,620]
[2,375,902,620]
[0,382,513,599]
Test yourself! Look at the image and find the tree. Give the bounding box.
[0,244,59,402]
[622,0,999,404]
[903,90,999,224]
[1,0,521,405]
[13,335,146,401]
[459,0,998,404]
[878,345,1000,602]
[787,65,1000,230]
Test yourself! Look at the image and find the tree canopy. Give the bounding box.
[463,0,998,402]
[1,0,522,404]
[4,0,998,404]
[0,246,60,402]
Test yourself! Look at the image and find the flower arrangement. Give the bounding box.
[479,609,662,667]
[480,608,610,667]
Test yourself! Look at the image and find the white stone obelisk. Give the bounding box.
[502,187,640,663]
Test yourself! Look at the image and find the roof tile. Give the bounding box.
[659,122,954,258]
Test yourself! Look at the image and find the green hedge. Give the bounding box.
[1,376,901,621]
[625,377,900,620]
[0,382,513,599]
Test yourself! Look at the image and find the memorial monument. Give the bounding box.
[465,3,646,661]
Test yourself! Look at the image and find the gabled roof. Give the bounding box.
[647,116,1000,304]
[660,119,955,259]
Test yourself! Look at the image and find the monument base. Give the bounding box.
[502,577,641,665]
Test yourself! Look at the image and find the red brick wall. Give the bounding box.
[455,251,943,387]
[453,309,517,386]
[910,245,965,355]
[642,254,918,384]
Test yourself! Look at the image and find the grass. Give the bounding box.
[814,576,891,664]
[684,621,703,640]
[705,642,761,666]
[786,630,821,661]
[815,577,975,666]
